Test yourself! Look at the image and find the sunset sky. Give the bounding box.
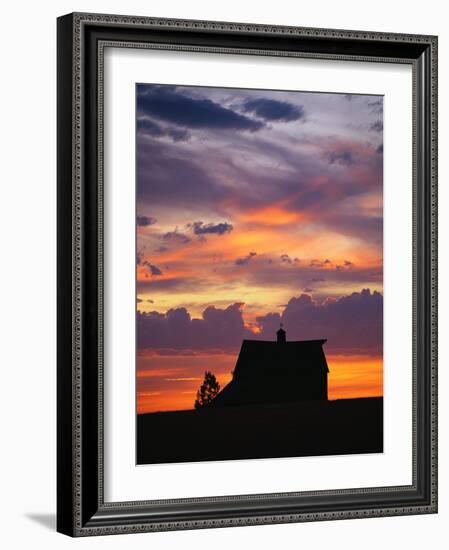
[136,84,384,413]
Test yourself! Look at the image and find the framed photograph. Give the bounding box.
[57,12,438,536]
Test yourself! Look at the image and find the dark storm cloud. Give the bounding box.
[370,120,383,133]
[325,151,355,166]
[137,117,190,142]
[137,289,382,355]
[235,252,257,266]
[191,221,233,236]
[137,215,157,226]
[137,85,264,132]
[241,98,305,122]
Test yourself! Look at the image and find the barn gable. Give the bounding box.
[210,330,329,407]
[234,339,329,378]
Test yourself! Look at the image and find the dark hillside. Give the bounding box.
[137,397,383,464]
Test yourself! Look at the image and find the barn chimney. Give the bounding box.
[277,324,286,343]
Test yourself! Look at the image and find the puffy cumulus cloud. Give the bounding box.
[138,303,248,351]
[137,215,157,227]
[137,85,264,132]
[137,289,382,356]
[241,97,305,122]
[257,289,382,355]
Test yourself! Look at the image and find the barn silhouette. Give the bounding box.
[210,326,329,407]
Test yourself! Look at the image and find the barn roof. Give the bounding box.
[233,338,328,377]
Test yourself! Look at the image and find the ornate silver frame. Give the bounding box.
[57,12,438,536]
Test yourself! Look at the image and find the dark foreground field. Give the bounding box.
[137,397,383,464]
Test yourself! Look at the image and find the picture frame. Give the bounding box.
[57,12,438,536]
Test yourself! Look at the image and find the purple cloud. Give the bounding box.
[143,262,163,277]
[137,85,264,132]
[325,151,355,166]
[137,117,190,142]
[137,289,382,356]
[367,98,383,114]
[235,252,257,266]
[280,254,293,264]
[138,303,247,351]
[137,215,157,226]
[257,289,382,355]
[162,230,191,245]
[192,221,233,236]
[242,97,305,122]
[370,120,383,132]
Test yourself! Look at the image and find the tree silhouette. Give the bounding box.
[194,371,220,409]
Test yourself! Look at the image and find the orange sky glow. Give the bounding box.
[136,84,384,414]
[137,353,383,414]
